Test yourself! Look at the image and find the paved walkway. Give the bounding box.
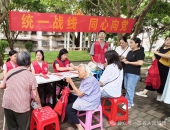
[0,62,170,130]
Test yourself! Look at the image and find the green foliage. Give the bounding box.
[11,0,47,12]
[25,42,33,52]
[0,40,8,59]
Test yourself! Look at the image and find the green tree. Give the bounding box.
[25,41,33,52]
[142,1,170,54]
[0,40,8,59]
[87,0,156,39]
[0,0,48,50]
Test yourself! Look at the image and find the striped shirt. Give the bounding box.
[2,66,38,113]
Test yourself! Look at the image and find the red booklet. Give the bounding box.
[54,73,62,76]
[42,75,50,79]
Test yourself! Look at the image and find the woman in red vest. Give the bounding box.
[2,50,18,78]
[31,50,51,106]
[31,50,51,75]
[53,48,77,73]
[53,48,77,99]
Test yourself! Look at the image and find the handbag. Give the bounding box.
[145,59,161,89]
[159,51,170,67]
[54,96,64,115]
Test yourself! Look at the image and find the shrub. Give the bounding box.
[25,42,33,52]
[0,40,8,59]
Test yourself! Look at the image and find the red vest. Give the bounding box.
[92,41,109,64]
[6,61,18,72]
[32,61,48,74]
[53,58,70,73]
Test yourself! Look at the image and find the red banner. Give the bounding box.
[9,11,136,33]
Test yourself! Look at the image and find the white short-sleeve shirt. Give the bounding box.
[3,63,16,70]
[100,64,123,97]
[115,46,131,58]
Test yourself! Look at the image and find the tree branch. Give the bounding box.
[100,0,116,16]
[112,1,118,14]
[117,0,120,17]
[133,0,156,38]
[88,0,98,7]
[0,13,6,23]
[98,7,108,16]
[0,0,9,24]
[126,0,130,17]
[132,0,142,11]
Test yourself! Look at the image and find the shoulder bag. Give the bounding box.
[159,51,170,67]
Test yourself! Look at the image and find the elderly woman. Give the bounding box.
[0,51,42,130]
[65,64,101,130]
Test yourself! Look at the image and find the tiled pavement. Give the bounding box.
[0,63,170,130]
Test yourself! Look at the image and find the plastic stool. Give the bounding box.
[102,96,128,126]
[77,105,103,130]
[30,106,60,130]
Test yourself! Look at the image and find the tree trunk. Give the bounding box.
[9,42,14,50]
[133,0,156,38]
[0,0,9,24]
[0,13,6,24]
[0,54,4,66]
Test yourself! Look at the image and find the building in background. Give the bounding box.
[0,31,72,52]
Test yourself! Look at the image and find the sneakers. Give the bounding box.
[135,91,147,97]
[156,95,162,102]
[122,104,131,110]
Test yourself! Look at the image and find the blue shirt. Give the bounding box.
[72,76,101,111]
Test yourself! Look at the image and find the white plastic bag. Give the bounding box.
[88,61,97,71]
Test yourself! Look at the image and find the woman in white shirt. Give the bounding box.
[115,36,131,95]
[99,50,123,98]
[115,36,131,60]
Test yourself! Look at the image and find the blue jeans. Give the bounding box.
[100,88,112,98]
[124,73,139,107]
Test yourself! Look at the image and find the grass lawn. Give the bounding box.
[30,50,91,63]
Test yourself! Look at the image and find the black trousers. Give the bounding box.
[4,108,30,130]
[38,83,53,106]
[121,62,125,89]
[66,94,79,124]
